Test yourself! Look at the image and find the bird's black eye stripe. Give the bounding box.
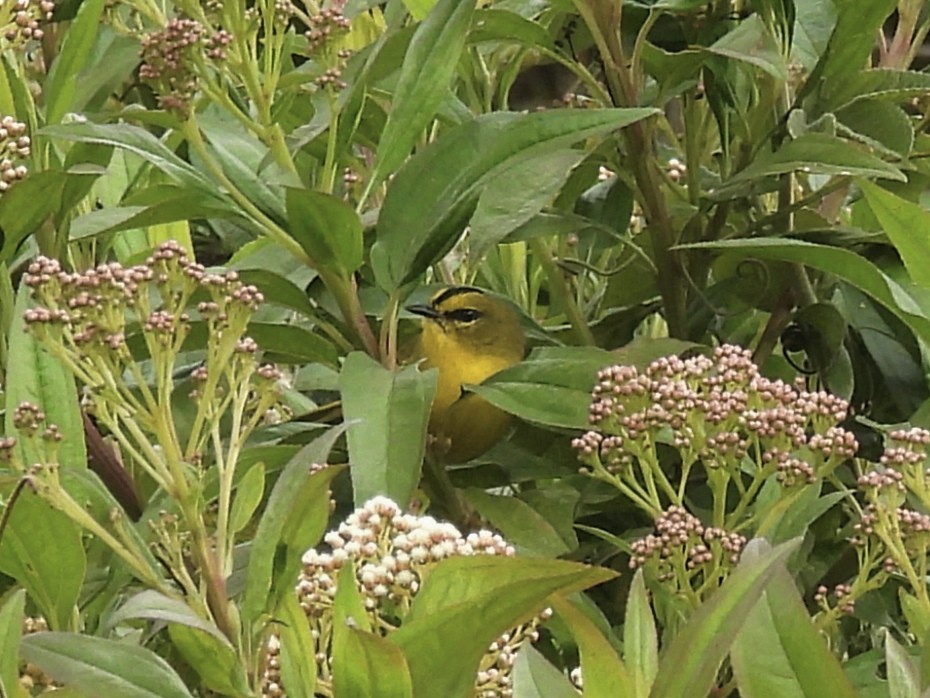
[444,308,481,323]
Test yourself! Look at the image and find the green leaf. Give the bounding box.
[550,594,634,698]
[0,490,85,632]
[401,0,435,21]
[41,123,218,195]
[285,188,363,275]
[469,9,556,50]
[340,352,437,508]
[276,592,318,698]
[885,633,920,698]
[241,430,345,626]
[511,645,580,698]
[860,181,930,291]
[837,99,913,158]
[677,238,930,346]
[756,488,846,544]
[44,0,106,123]
[823,69,930,113]
[650,538,800,698]
[464,490,570,557]
[199,113,287,221]
[470,346,614,430]
[731,560,858,698]
[70,196,235,241]
[332,562,413,697]
[372,0,475,183]
[229,461,265,534]
[468,149,585,261]
[625,570,658,698]
[107,591,228,644]
[167,625,251,697]
[4,282,86,471]
[792,0,837,70]
[20,633,195,698]
[801,0,897,115]
[391,556,616,698]
[0,171,69,263]
[713,133,905,199]
[704,14,788,80]
[334,625,413,698]
[0,589,26,698]
[246,323,337,366]
[372,108,658,290]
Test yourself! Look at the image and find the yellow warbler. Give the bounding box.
[407,286,525,463]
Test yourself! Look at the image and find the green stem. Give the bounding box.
[529,237,594,345]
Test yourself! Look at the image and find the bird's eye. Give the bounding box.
[445,308,481,324]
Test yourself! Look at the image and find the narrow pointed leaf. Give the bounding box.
[550,595,634,698]
[649,538,800,698]
[372,0,475,182]
[241,428,346,626]
[0,589,26,698]
[625,570,658,697]
[886,632,920,698]
[731,565,856,698]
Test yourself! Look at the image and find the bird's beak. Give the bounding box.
[406,304,440,319]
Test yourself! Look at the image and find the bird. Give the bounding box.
[406,286,526,463]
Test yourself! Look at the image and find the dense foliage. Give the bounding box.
[2,0,930,696]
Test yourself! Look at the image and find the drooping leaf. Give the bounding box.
[41,123,218,195]
[372,108,658,290]
[713,133,905,199]
[20,633,195,698]
[678,238,930,346]
[106,591,228,644]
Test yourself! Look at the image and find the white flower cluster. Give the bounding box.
[262,496,540,698]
